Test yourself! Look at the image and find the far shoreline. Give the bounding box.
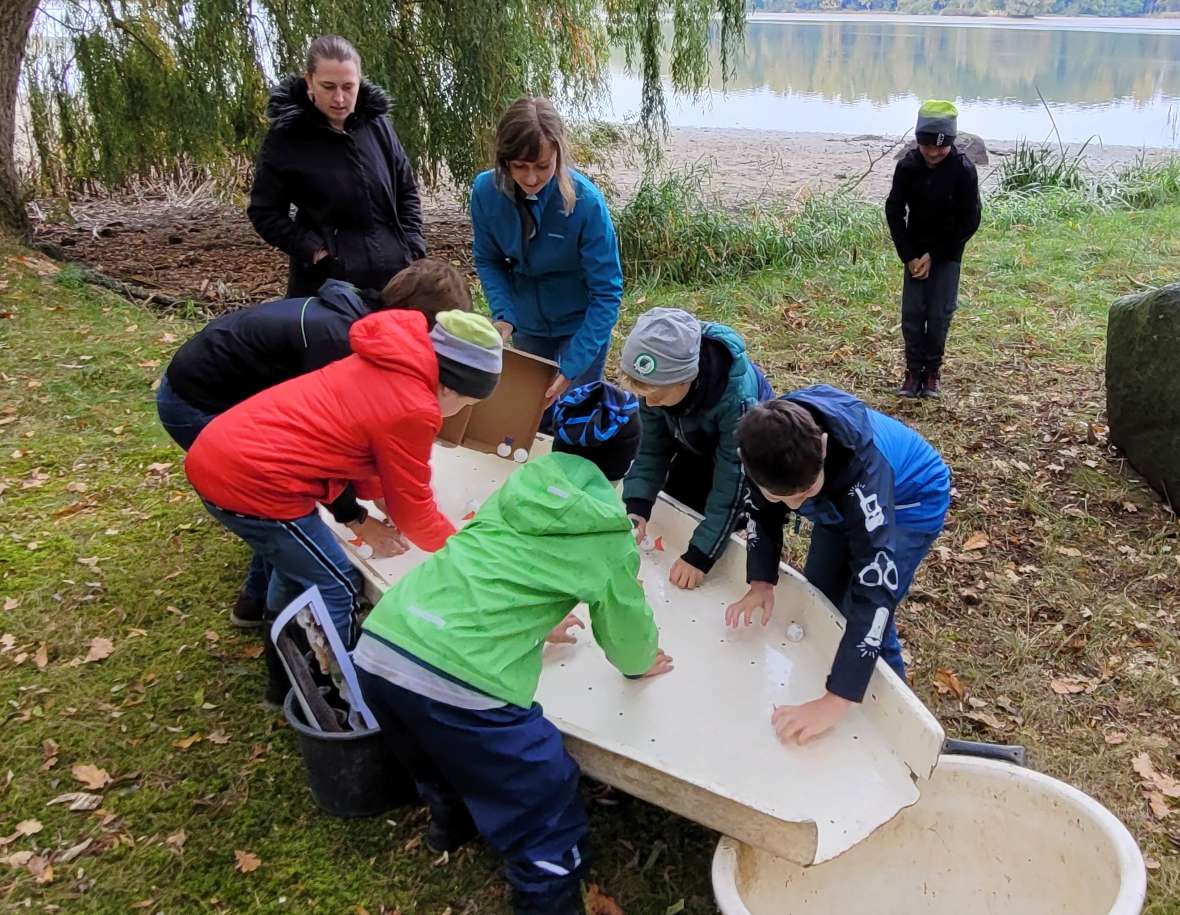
[745,10,1180,33]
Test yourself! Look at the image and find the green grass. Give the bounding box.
[2,188,1180,912]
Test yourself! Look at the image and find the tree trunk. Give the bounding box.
[0,0,39,241]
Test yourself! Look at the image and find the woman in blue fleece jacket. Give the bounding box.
[470,96,623,422]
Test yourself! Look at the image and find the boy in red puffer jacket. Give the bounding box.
[185,309,502,702]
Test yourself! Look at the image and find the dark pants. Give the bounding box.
[901,260,961,374]
[201,502,362,645]
[356,667,588,912]
[511,332,609,434]
[803,523,941,681]
[157,375,270,601]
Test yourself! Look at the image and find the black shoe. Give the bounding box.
[512,887,583,915]
[898,369,922,398]
[921,369,942,398]
[263,630,290,710]
[230,589,266,629]
[426,808,478,854]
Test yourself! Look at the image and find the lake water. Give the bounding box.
[603,15,1180,147]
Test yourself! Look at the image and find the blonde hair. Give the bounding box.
[493,97,577,216]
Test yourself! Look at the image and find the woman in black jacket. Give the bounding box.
[248,35,426,297]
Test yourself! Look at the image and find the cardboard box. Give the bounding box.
[437,347,558,457]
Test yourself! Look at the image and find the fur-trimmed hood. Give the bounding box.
[265,73,391,131]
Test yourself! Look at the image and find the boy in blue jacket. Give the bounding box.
[726,385,950,744]
[621,308,773,590]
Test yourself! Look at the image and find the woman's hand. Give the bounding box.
[544,373,572,406]
[312,248,329,264]
[493,321,514,344]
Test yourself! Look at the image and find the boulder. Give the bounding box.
[1106,283,1180,504]
[895,131,989,166]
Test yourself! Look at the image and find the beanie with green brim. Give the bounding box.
[916,100,959,147]
[430,311,503,399]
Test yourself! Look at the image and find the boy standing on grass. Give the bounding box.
[620,307,774,591]
[725,385,950,744]
[158,258,471,628]
[185,309,503,702]
[886,100,982,398]
[355,382,672,915]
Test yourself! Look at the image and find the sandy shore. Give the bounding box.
[422,126,1177,213]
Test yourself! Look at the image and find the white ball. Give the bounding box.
[349,538,374,560]
[513,448,529,463]
[639,536,655,553]
[785,622,805,643]
[496,442,512,458]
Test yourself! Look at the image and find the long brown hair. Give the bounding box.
[305,35,362,76]
[493,97,576,216]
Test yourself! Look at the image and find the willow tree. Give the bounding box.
[10,0,744,230]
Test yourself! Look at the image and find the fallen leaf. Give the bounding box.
[239,644,264,660]
[147,462,173,476]
[1145,856,1160,870]
[2,598,17,611]
[58,838,93,864]
[665,901,686,915]
[130,900,155,910]
[1049,676,1090,695]
[173,733,202,750]
[234,849,261,873]
[1147,791,1171,819]
[66,481,87,493]
[33,643,48,670]
[1121,501,1139,513]
[204,629,220,643]
[585,884,625,915]
[84,637,114,663]
[27,855,52,883]
[77,556,100,569]
[933,669,966,701]
[71,764,111,790]
[1104,732,1127,746]
[965,710,1007,731]
[15,820,42,837]
[207,730,230,746]
[1132,753,1180,798]
[46,792,102,811]
[1,851,33,868]
[165,828,186,851]
[962,532,989,551]
[1055,546,1083,558]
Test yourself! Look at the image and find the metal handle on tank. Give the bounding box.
[942,737,1027,767]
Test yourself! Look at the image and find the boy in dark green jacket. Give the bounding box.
[621,307,773,590]
[355,382,672,915]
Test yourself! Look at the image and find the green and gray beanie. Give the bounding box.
[915,100,959,148]
[430,311,502,399]
[621,307,703,386]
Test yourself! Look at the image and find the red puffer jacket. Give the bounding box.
[185,309,456,551]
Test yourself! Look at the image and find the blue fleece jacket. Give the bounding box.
[745,385,950,702]
[470,168,623,380]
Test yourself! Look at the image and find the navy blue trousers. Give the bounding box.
[804,523,940,681]
[356,667,588,910]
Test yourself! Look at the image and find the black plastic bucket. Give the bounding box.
[283,689,418,818]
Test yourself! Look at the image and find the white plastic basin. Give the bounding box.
[712,755,1146,915]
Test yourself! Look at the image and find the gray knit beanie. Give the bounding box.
[621,308,703,386]
[429,311,503,399]
[915,100,959,148]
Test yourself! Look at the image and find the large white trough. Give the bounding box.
[711,754,1147,915]
[323,442,945,865]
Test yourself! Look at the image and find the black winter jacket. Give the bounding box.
[885,148,981,265]
[165,279,376,415]
[248,75,426,297]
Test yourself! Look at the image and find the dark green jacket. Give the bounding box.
[622,322,771,572]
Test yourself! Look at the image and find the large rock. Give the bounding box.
[895,131,989,166]
[1106,283,1180,504]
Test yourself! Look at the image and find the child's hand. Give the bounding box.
[669,559,705,590]
[771,692,853,746]
[725,581,776,627]
[640,649,674,679]
[349,516,410,558]
[545,612,585,645]
[493,321,514,344]
[628,515,647,546]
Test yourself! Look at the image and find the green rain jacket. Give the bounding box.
[361,452,660,708]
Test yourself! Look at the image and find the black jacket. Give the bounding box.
[885,148,981,265]
[165,279,376,415]
[248,74,426,297]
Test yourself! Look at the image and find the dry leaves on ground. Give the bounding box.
[71,763,111,790]
[585,884,625,915]
[933,669,966,701]
[234,849,261,873]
